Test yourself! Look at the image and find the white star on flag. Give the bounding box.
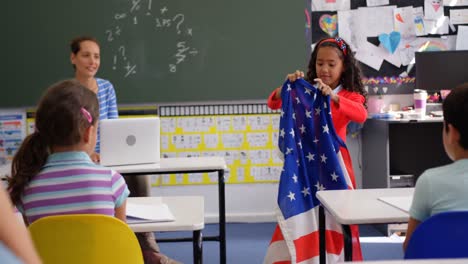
[323,124,330,134]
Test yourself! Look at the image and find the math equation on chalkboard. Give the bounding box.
[104,0,199,78]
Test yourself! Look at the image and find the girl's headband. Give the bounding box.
[319,37,347,56]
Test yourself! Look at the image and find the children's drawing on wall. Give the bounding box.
[319,14,338,37]
[312,11,338,40]
[0,113,26,165]
[425,0,444,19]
[310,0,468,87]
[312,0,350,12]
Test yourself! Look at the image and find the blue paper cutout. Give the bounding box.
[378,31,401,54]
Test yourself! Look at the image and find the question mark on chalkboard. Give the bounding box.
[172,14,185,34]
[119,46,127,61]
[113,55,117,70]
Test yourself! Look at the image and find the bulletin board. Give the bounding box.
[154,103,283,186]
[308,0,468,94]
[0,113,26,165]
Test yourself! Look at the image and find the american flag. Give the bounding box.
[264,79,359,264]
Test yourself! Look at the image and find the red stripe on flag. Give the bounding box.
[294,230,344,262]
[326,230,344,255]
[270,224,284,244]
[272,261,291,264]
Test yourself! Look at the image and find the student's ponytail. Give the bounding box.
[8,131,49,205]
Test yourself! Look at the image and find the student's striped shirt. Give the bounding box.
[96,78,119,153]
[18,151,129,224]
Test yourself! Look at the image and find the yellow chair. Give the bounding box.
[28,214,144,264]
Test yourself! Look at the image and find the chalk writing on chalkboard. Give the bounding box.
[104,0,199,78]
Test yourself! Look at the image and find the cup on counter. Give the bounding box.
[413,89,427,119]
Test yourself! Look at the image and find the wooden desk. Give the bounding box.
[110,157,227,264]
[316,188,414,263]
[128,196,204,264]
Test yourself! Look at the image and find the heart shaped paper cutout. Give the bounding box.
[319,14,338,37]
[378,31,401,54]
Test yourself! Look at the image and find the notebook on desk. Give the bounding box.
[100,117,161,166]
[126,202,175,224]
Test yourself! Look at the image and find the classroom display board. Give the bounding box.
[308,0,468,94]
[0,113,26,165]
[3,0,306,107]
[154,104,283,186]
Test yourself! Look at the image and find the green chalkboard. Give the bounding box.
[3,0,306,107]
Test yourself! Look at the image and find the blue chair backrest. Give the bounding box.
[405,211,468,259]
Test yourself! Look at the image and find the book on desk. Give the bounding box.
[126,202,175,224]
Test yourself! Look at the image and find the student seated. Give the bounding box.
[403,83,468,251]
[8,80,179,264]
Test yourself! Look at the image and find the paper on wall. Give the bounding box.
[394,6,417,38]
[366,0,390,7]
[355,42,384,71]
[337,9,360,50]
[443,0,468,6]
[450,9,468,24]
[379,44,403,68]
[456,26,468,50]
[311,0,350,11]
[399,37,419,66]
[356,6,396,37]
[425,0,444,20]
[424,16,450,34]
[413,7,426,36]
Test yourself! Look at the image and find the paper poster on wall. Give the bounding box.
[444,0,468,6]
[394,6,417,38]
[450,9,468,24]
[337,10,358,50]
[366,0,389,6]
[424,0,444,20]
[424,16,450,34]
[311,11,338,42]
[456,25,468,50]
[413,7,426,36]
[0,113,26,165]
[156,107,283,186]
[311,0,350,12]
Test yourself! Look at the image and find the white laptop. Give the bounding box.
[100,117,160,166]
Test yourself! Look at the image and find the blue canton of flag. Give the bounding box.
[264,79,352,264]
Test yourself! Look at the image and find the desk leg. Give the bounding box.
[319,205,326,264]
[193,230,203,264]
[218,169,226,264]
[343,224,352,261]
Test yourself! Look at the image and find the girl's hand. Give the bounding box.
[286,70,304,82]
[314,78,339,103]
